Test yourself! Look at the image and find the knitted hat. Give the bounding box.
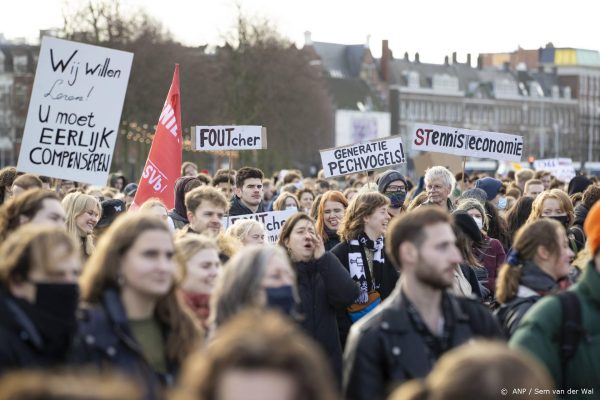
[460,188,488,205]
[475,177,502,201]
[377,170,407,193]
[568,175,592,196]
[584,201,600,255]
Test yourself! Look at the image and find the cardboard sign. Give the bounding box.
[191,126,267,150]
[17,37,132,186]
[223,209,296,244]
[413,153,463,177]
[533,158,576,183]
[320,136,406,178]
[411,123,523,162]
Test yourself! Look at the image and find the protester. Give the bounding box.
[262,178,276,208]
[181,161,198,177]
[278,212,358,382]
[343,207,502,400]
[526,189,575,231]
[457,199,506,295]
[173,310,338,400]
[343,187,358,202]
[390,341,554,400]
[475,176,503,205]
[0,189,65,241]
[298,188,315,213]
[0,225,81,373]
[535,170,552,191]
[168,176,203,230]
[423,166,455,210]
[569,184,600,254]
[376,169,408,218]
[73,213,201,398]
[494,219,572,336]
[107,173,127,192]
[567,174,592,196]
[175,234,221,330]
[272,192,300,211]
[225,219,266,246]
[524,179,544,198]
[94,198,126,238]
[515,168,534,192]
[332,192,398,346]
[209,245,297,333]
[230,167,265,215]
[10,173,43,198]
[504,195,534,239]
[123,183,138,209]
[0,166,18,205]
[212,173,235,200]
[138,198,169,223]
[510,202,600,392]
[315,190,348,251]
[182,186,229,237]
[62,192,101,260]
[450,210,486,299]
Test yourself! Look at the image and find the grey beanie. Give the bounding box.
[377,170,407,193]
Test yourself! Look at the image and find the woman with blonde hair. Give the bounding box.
[526,189,575,229]
[225,219,266,246]
[175,234,221,329]
[315,190,348,250]
[272,192,300,211]
[139,198,169,224]
[73,213,201,399]
[62,192,101,259]
[494,219,573,336]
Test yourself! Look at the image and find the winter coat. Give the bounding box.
[343,285,503,400]
[294,252,359,384]
[168,209,188,230]
[494,261,559,337]
[331,240,399,346]
[324,228,341,251]
[71,290,176,400]
[474,237,506,294]
[569,204,588,253]
[510,262,600,396]
[229,195,265,216]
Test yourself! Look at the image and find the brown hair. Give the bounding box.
[526,189,574,226]
[385,207,451,271]
[495,219,563,304]
[80,213,201,363]
[272,192,300,211]
[0,189,61,241]
[315,191,348,242]
[582,184,600,210]
[180,161,198,176]
[338,192,390,242]
[406,191,429,211]
[524,179,543,193]
[0,225,79,286]
[277,212,314,249]
[235,167,263,189]
[173,310,338,400]
[390,341,554,400]
[196,172,212,186]
[12,174,43,191]
[185,186,229,215]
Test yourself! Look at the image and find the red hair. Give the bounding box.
[315,190,348,242]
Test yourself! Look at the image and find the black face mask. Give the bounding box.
[547,215,569,228]
[265,286,295,316]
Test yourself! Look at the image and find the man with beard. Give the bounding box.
[343,207,502,400]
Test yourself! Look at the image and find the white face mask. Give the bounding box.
[473,217,484,230]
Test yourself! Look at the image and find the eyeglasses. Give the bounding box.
[385,185,406,193]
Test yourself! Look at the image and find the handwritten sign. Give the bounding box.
[411,123,523,162]
[191,126,267,151]
[533,158,576,183]
[16,37,132,186]
[319,136,406,178]
[223,209,296,244]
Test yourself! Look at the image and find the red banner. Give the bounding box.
[131,65,182,210]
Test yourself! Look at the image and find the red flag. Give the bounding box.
[131,65,182,211]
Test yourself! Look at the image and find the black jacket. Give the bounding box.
[569,204,588,253]
[229,195,265,216]
[294,252,359,383]
[343,285,503,400]
[71,290,176,400]
[0,291,73,374]
[168,209,188,230]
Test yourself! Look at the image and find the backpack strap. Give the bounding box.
[557,291,584,388]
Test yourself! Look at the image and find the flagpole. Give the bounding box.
[226,150,233,227]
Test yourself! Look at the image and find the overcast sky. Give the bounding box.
[2,0,597,64]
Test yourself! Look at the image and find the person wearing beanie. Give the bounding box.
[567,175,592,196]
[168,176,204,230]
[510,201,600,390]
[376,170,408,218]
[458,188,488,206]
[475,177,503,202]
[451,210,486,299]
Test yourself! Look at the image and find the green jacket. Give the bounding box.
[510,262,600,397]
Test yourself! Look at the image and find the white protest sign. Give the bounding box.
[191,126,267,151]
[533,158,576,183]
[411,123,524,162]
[17,37,132,186]
[223,208,296,244]
[319,136,406,178]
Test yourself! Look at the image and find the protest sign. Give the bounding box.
[191,126,267,151]
[223,208,296,244]
[413,152,462,177]
[411,123,524,162]
[17,36,132,186]
[533,158,576,183]
[320,136,406,178]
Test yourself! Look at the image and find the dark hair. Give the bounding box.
[278,212,314,249]
[212,173,235,186]
[504,196,534,239]
[235,167,264,189]
[0,189,61,241]
[582,184,600,211]
[283,172,302,184]
[196,172,212,186]
[385,207,451,270]
[484,201,510,249]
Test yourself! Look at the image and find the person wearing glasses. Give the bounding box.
[377,170,408,218]
[423,166,456,212]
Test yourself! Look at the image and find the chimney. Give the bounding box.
[414,52,420,63]
[304,31,312,46]
[444,55,449,66]
[382,40,390,83]
[477,54,483,69]
[404,52,409,61]
[466,53,472,67]
[452,52,457,64]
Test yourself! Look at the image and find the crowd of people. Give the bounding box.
[0,162,599,400]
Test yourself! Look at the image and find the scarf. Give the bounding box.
[182,292,211,328]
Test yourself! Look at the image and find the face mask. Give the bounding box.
[496,197,507,210]
[473,217,484,230]
[548,215,569,228]
[266,285,295,316]
[384,191,406,209]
